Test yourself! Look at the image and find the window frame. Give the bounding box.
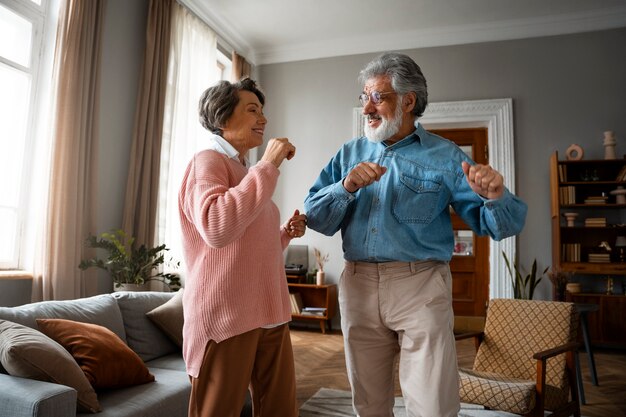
[0,0,56,269]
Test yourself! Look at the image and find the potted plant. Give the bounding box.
[502,251,548,300]
[313,248,329,286]
[79,229,181,291]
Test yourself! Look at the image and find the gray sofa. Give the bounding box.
[0,291,252,417]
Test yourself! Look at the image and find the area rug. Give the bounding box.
[299,388,584,417]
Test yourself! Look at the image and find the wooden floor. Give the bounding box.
[290,328,626,417]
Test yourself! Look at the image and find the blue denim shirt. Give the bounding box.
[304,124,527,262]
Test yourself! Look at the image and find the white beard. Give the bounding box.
[364,98,404,143]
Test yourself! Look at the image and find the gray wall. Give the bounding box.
[258,28,626,301]
[95,0,148,292]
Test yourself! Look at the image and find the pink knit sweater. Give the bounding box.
[178,150,292,378]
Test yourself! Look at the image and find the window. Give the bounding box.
[216,46,231,82]
[0,0,59,269]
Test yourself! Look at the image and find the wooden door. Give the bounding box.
[431,128,490,317]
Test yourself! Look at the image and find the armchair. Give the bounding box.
[455,298,581,417]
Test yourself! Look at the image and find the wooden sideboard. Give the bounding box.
[566,292,626,348]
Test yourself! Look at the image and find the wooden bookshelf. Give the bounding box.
[287,283,337,334]
[550,151,626,348]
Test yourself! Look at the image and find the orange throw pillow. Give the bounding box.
[36,318,154,389]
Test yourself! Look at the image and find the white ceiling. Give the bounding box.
[182,0,626,65]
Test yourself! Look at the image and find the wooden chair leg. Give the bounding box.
[567,351,582,417]
[575,350,585,405]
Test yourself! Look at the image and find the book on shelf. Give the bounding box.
[616,165,626,181]
[561,243,581,262]
[301,307,326,316]
[583,196,608,205]
[559,186,576,204]
[558,164,567,182]
[588,253,611,263]
[584,217,607,227]
[289,292,304,314]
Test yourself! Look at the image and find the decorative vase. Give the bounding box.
[316,270,325,286]
[611,186,626,204]
[552,281,567,302]
[603,131,616,160]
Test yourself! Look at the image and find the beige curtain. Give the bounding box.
[231,51,251,82]
[33,0,106,301]
[121,0,173,249]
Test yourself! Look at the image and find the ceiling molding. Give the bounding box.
[178,2,626,66]
[255,6,626,65]
[178,0,257,64]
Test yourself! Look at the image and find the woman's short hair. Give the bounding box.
[198,78,265,135]
[358,52,428,118]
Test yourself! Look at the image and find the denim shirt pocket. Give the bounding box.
[392,174,442,224]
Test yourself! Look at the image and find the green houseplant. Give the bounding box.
[502,251,548,300]
[79,229,181,291]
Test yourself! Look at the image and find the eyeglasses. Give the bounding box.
[358,90,396,106]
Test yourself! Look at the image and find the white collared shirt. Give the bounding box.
[206,133,249,168]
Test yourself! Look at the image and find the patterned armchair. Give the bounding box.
[455,299,581,417]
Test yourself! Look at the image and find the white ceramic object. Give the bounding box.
[565,144,584,160]
[603,131,616,160]
[610,186,626,204]
[316,270,325,286]
[566,283,582,294]
[563,212,579,227]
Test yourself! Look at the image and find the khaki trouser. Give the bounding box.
[188,324,297,417]
[340,260,460,417]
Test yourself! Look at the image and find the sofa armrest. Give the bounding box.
[0,373,77,417]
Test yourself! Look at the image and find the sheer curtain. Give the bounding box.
[33,0,105,300]
[157,3,219,282]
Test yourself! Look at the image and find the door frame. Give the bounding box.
[352,97,517,299]
[421,98,516,299]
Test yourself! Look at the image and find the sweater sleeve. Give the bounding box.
[179,152,280,248]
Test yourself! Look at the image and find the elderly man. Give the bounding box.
[304,52,527,417]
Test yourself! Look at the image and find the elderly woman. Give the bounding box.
[178,78,306,417]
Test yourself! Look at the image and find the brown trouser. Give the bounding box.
[341,260,460,417]
[188,324,297,417]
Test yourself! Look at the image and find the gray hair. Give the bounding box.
[358,52,428,118]
[198,78,265,135]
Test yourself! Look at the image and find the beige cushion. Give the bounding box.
[459,368,536,414]
[146,289,184,347]
[0,319,101,413]
[37,318,155,389]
